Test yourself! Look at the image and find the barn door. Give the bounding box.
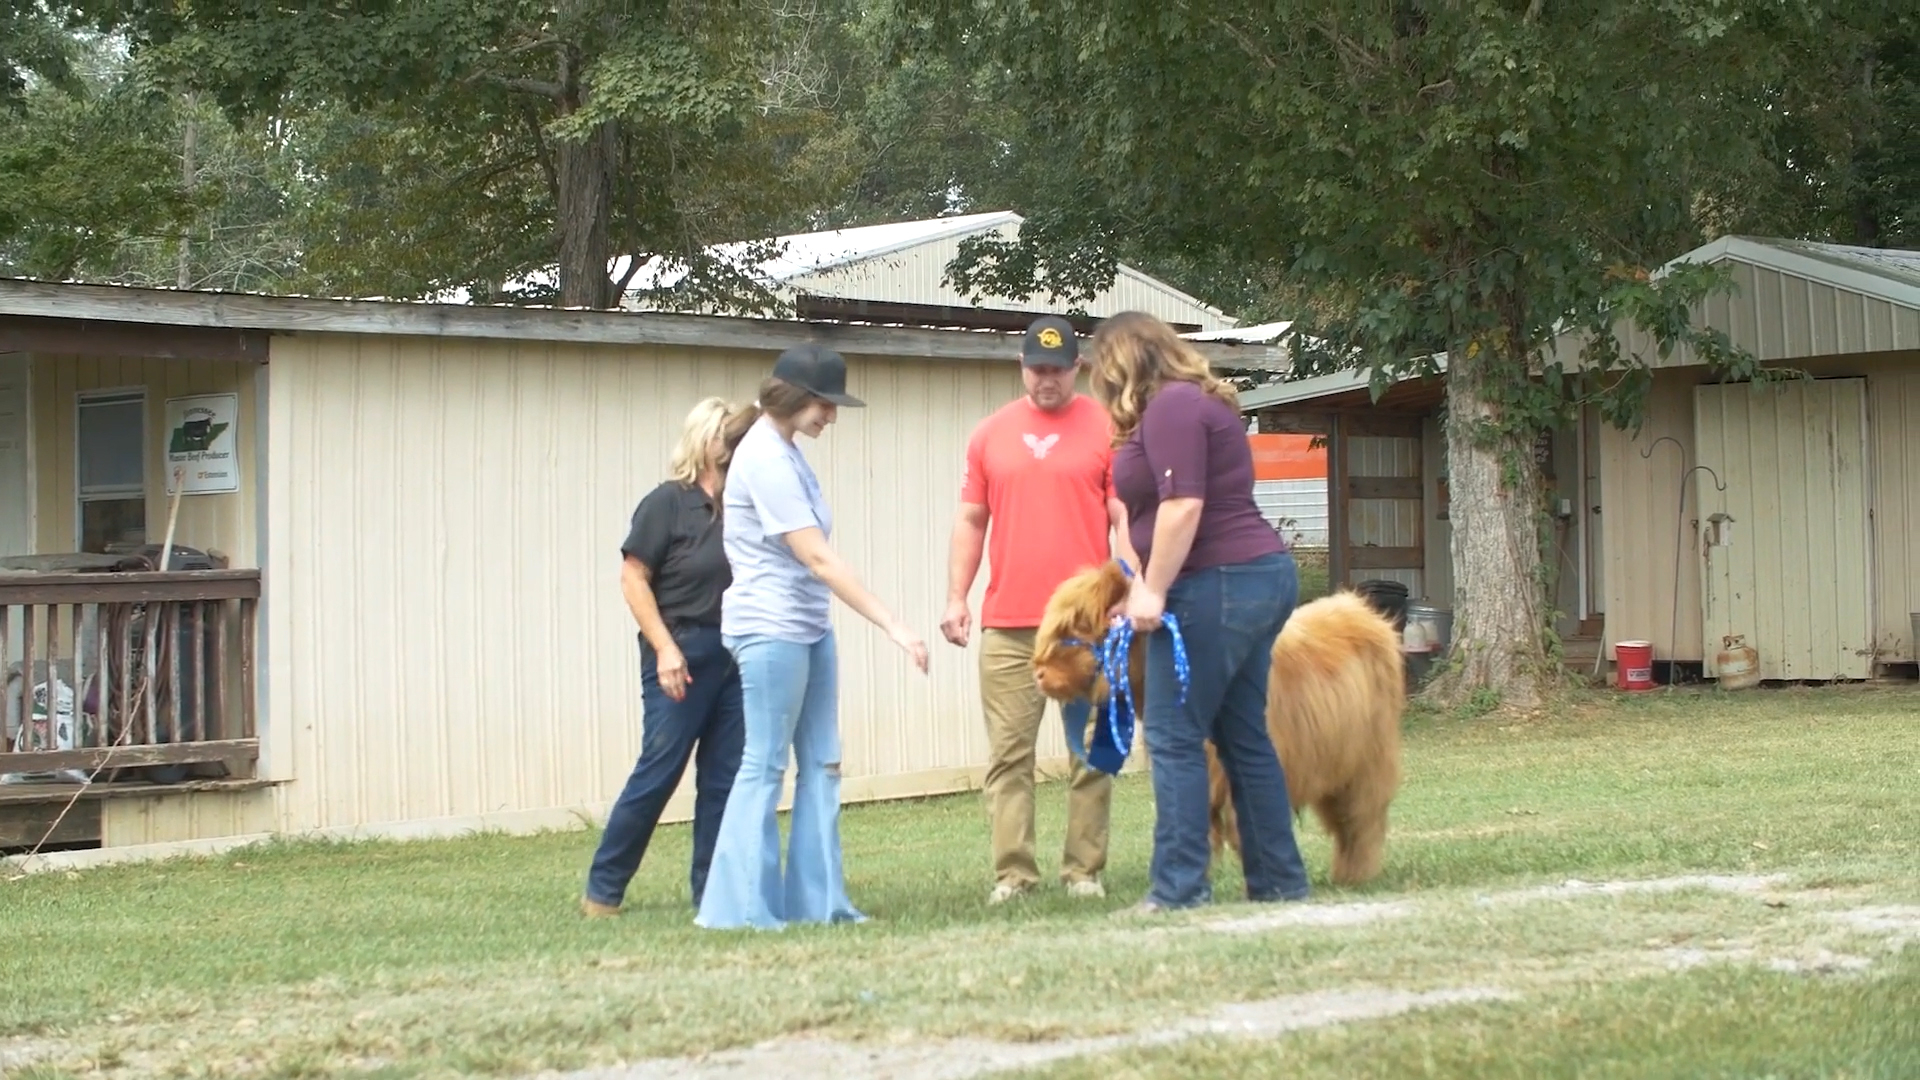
[1693,378,1872,681]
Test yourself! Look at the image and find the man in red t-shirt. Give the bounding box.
[941,315,1138,904]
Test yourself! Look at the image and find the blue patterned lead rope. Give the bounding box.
[1060,558,1191,771]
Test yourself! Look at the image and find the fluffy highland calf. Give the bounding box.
[1030,560,1405,886]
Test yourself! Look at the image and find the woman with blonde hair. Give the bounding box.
[1088,310,1311,913]
[582,396,756,917]
[696,342,930,932]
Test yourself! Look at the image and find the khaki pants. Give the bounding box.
[979,627,1112,888]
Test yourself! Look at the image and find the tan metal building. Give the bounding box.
[1243,235,1920,683]
[0,280,1283,866]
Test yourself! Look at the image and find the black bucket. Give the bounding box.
[1354,579,1411,630]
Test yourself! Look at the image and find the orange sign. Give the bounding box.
[1248,433,1327,481]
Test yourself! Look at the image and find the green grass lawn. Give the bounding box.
[2,685,1916,1079]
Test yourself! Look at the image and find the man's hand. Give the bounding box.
[656,645,692,702]
[939,598,973,647]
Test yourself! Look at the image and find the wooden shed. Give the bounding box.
[1243,235,1920,683]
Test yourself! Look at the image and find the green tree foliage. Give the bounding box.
[1709,4,1920,248]
[77,0,852,308]
[0,27,201,280]
[891,0,1834,707]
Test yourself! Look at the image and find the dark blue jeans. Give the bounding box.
[586,625,744,909]
[1140,550,1311,908]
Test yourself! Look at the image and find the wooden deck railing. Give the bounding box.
[1,571,259,783]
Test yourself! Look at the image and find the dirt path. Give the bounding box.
[534,987,1516,1080]
[529,873,1911,1080]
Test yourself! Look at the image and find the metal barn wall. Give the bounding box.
[783,225,1238,332]
[1598,368,1714,662]
[1869,368,1920,661]
[1598,353,1920,666]
[28,354,261,566]
[1552,259,1920,370]
[238,332,1074,841]
[1693,378,1874,680]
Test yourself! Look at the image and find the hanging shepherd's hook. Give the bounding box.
[1663,462,1728,691]
[1639,435,1683,461]
[1634,435,1730,690]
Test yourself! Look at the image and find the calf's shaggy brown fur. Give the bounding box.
[1030,560,1405,886]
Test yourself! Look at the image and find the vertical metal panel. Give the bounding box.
[1553,263,1920,370]
[0,354,30,564]
[1869,369,1920,661]
[100,789,276,846]
[29,355,259,565]
[1694,378,1872,680]
[785,224,1237,332]
[1598,369,1710,661]
[264,334,1054,835]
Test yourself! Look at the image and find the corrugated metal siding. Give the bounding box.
[102,789,276,847]
[1694,378,1873,680]
[1254,479,1327,547]
[784,224,1237,332]
[29,355,260,565]
[1870,370,1920,661]
[1598,369,1711,662]
[263,334,1063,835]
[1556,262,1920,370]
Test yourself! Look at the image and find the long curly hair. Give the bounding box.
[1087,311,1240,443]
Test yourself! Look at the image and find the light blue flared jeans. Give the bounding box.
[694,630,865,931]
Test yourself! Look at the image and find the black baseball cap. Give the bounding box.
[771,342,865,407]
[1021,315,1080,369]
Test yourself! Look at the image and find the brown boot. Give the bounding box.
[581,897,621,918]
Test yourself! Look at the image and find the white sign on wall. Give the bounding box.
[163,393,240,495]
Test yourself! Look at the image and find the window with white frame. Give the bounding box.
[77,390,146,553]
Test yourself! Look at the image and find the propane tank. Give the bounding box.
[1715,634,1761,691]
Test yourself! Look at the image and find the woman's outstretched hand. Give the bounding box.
[890,621,931,673]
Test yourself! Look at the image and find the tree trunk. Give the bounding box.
[178,93,197,290]
[1424,343,1553,711]
[553,119,617,308]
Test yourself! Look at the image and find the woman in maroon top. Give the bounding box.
[1088,311,1311,912]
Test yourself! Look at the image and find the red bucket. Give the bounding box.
[1614,640,1656,691]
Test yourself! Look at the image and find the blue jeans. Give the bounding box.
[1141,551,1311,908]
[695,631,864,931]
[585,625,744,909]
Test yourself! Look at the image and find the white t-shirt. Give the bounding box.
[721,415,834,643]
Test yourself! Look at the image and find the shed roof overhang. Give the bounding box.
[0,277,1291,371]
[1238,353,1450,415]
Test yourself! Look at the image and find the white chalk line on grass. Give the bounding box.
[1198,872,1792,936]
[535,986,1517,1080]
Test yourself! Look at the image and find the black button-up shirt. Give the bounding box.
[620,480,729,628]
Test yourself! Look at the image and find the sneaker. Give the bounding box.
[987,882,1032,905]
[1111,898,1177,920]
[1065,879,1107,899]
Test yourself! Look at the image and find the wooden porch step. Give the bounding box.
[0,776,279,807]
[1559,635,1605,666]
[0,778,278,851]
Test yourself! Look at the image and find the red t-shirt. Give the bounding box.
[961,394,1119,628]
